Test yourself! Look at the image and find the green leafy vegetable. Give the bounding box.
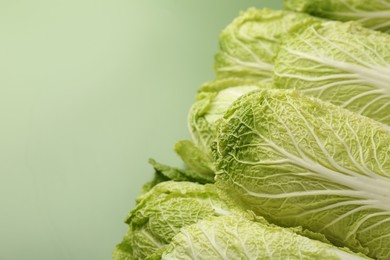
[113,181,248,259]
[284,0,390,33]
[157,215,368,260]
[148,158,213,184]
[215,8,321,82]
[274,21,390,127]
[188,78,265,157]
[114,6,390,260]
[174,140,215,179]
[214,88,390,259]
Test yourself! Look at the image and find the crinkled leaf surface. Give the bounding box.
[274,21,390,127]
[214,89,390,259]
[215,8,321,82]
[188,78,264,157]
[284,0,390,33]
[159,215,368,260]
[112,181,247,259]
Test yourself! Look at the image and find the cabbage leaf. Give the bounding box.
[274,21,390,127]
[112,181,247,259]
[188,78,266,158]
[214,89,390,259]
[215,8,321,82]
[284,0,390,33]
[158,215,369,260]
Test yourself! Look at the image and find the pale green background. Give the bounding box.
[0,1,282,259]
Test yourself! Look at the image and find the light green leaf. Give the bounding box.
[284,0,390,33]
[215,8,321,82]
[159,215,368,260]
[188,78,265,157]
[273,21,390,127]
[214,89,390,259]
[174,140,215,181]
[139,171,170,197]
[113,181,249,260]
[148,158,213,184]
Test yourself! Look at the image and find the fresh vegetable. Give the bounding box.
[214,88,390,259]
[156,215,369,260]
[113,181,249,259]
[114,5,390,260]
[284,0,390,33]
[187,78,266,158]
[274,21,390,127]
[215,8,322,82]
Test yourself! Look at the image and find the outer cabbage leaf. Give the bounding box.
[273,21,390,127]
[112,181,249,260]
[215,8,321,82]
[214,89,390,259]
[284,0,390,33]
[158,215,369,260]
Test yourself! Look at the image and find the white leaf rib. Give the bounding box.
[366,233,390,244]
[197,224,229,260]
[158,203,179,235]
[370,132,389,176]
[372,99,390,115]
[229,152,291,166]
[223,53,273,72]
[371,20,390,30]
[346,211,390,240]
[310,26,375,68]
[380,114,390,121]
[328,10,390,19]
[182,229,199,260]
[263,98,308,160]
[357,94,389,114]
[317,117,390,180]
[351,35,390,66]
[319,204,374,232]
[244,188,369,200]
[286,199,378,219]
[268,136,390,206]
[359,215,390,233]
[140,228,164,248]
[287,99,355,173]
[339,89,383,108]
[288,98,385,179]
[275,71,357,82]
[335,34,384,66]
[301,78,365,93]
[231,31,270,67]
[230,98,390,210]
[284,49,390,94]
[344,121,380,178]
